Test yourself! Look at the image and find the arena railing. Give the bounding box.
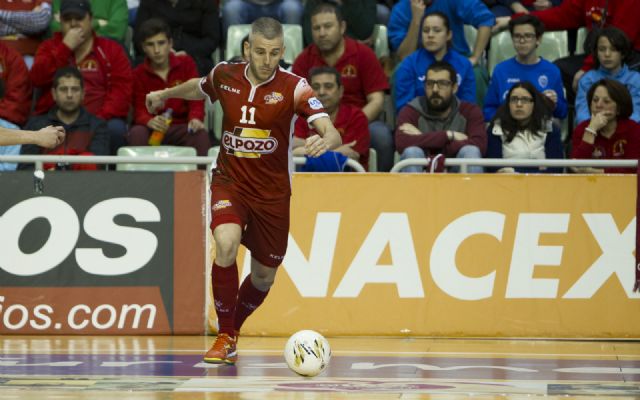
[390,158,638,173]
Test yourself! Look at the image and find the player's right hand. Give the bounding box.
[36,125,65,149]
[146,91,165,114]
[305,134,329,158]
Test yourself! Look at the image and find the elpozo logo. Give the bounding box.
[222,127,278,158]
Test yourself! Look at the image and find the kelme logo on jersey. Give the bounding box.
[308,97,323,110]
[222,128,278,158]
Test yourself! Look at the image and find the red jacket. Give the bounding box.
[0,42,32,126]
[132,52,204,126]
[571,119,640,173]
[30,32,132,119]
[525,0,640,71]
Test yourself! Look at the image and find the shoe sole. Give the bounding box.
[203,356,237,365]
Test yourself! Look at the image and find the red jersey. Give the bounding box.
[200,62,328,201]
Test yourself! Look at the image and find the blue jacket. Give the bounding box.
[483,57,567,122]
[394,47,476,112]
[576,64,640,124]
[388,0,495,56]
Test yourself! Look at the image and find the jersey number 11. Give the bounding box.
[240,105,256,125]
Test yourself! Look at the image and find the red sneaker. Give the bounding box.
[203,333,238,364]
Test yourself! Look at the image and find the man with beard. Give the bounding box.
[20,66,109,169]
[292,2,392,172]
[395,60,487,173]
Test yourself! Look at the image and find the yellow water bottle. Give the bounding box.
[148,108,173,146]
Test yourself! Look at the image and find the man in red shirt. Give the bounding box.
[0,42,32,127]
[292,2,393,171]
[294,66,370,170]
[30,0,132,155]
[146,17,341,365]
[128,18,210,156]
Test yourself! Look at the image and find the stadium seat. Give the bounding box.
[372,24,390,59]
[488,30,569,75]
[368,148,377,172]
[116,146,197,171]
[575,27,588,55]
[464,25,478,52]
[225,24,303,65]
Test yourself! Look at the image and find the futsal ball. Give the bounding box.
[284,330,331,377]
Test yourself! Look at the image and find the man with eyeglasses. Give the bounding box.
[395,60,487,173]
[483,14,566,122]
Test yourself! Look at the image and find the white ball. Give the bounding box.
[284,330,331,377]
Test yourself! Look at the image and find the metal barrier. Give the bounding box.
[391,158,639,173]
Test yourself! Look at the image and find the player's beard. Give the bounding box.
[249,61,276,83]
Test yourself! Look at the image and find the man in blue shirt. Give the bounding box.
[483,14,567,122]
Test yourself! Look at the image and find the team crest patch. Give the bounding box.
[213,199,232,211]
[538,75,549,88]
[308,97,323,110]
[264,91,284,104]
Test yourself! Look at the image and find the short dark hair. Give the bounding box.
[309,66,342,87]
[509,14,545,38]
[136,18,172,46]
[310,1,344,23]
[491,81,553,142]
[422,11,450,32]
[426,60,457,83]
[591,27,631,69]
[53,66,83,89]
[587,78,633,120]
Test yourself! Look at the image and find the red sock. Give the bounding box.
[211,261,239,335]
[234,274,269,332]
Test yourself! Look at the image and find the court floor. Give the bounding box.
[1,335,639,399]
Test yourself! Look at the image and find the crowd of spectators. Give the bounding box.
[0,0,637,174]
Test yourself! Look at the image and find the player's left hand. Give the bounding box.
[305,134,329,158]
[146,91,165,114]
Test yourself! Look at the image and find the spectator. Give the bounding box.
[488,0,560,18]
[293,66,370,170]
[135,0,221,76]
[394,11,476,112]
[221,0,303,36]
[20,66,109,169]
[0,41,32,127]
[0,0,52,68]
[483,14,566,121]
[395,61,486,173]
[571,78,640,174]
[0,80,21,171]
[302,0,377,46]
[51,0,128,43]
[388,0,495,63]
[292,2,393,171]
[31,0,132,154]
[128,18,210,157]
[575,27,640,125]
[487,81,563,173]
[494,0,640,100]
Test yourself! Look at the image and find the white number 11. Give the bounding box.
[240,105,256,125]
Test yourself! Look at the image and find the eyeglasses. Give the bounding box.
[509,96,534,104]
[512,33,537,42]
[425,79,453,88]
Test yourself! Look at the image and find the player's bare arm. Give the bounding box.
[0,126,65,148]
[146,77,205,114]
[307,116,342,157]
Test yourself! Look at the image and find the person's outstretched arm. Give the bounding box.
[145,77,206,114]
[0,125,64,148]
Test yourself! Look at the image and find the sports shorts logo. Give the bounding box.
[308,97,323,110]
[265,91,284,104]
[213,199,232,211]
[222,127,278,158]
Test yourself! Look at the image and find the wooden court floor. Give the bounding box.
[1,335,639,399]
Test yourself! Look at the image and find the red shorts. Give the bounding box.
[210,182,290,268]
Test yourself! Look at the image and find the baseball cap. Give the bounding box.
[60,0,92,18]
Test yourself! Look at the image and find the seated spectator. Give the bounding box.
[0,0,52,68]
[576,27,640,125]
[0,41,32,127]
[487,0,560,18]
[571,78,640,174]
[302,0,377,46]
[51,0,128,43]
[128,18,210,157]
[20,66,109,170]
[222,0,303,36]
[0,81,21,171]
[135,0,221,76]
[388,0,494,63]
[395,61,486,173]
[483,14,566,121]
[293,66,370,170]
[31,0,132,155]
[394,11,476,112]
[487,81,563,173]
[292,2,392,171]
